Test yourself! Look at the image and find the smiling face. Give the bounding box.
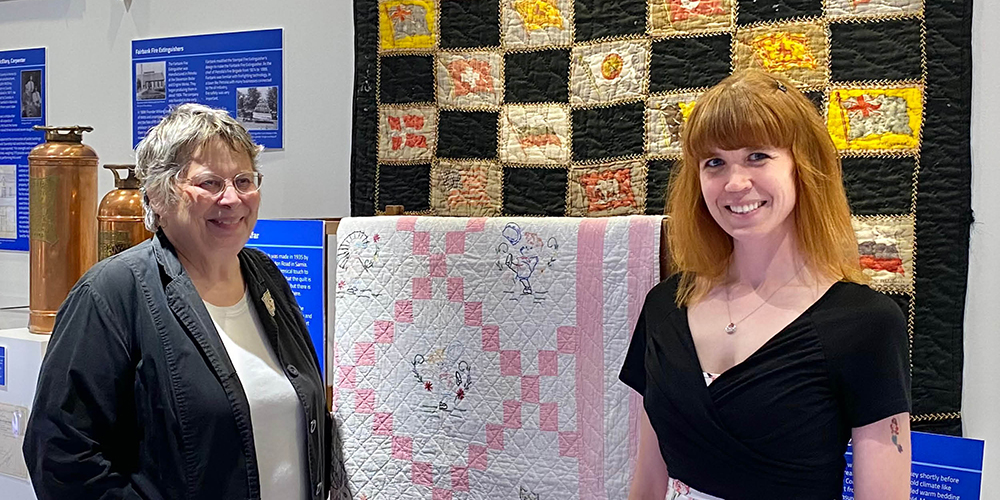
[157,138,259,263]
[699,146,797,244]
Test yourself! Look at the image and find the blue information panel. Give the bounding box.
[246,219,326,375]
[844,431,984,500]
[0,345,6,388]
[0,47,45,252]
[132,29,283,149]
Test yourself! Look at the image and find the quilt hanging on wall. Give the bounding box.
[350,0,973,434]
[333,216,663,499]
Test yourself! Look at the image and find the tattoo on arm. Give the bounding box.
[890,417,904,453]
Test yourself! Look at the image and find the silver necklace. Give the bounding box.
[724,266,804,334]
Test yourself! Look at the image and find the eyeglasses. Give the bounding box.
[176,171,263,196]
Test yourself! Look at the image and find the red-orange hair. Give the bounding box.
[666,70,866,305]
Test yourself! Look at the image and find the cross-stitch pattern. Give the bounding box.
[334,216,662,499]
[351,0,973,435]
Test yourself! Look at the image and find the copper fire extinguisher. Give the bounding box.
[28,126,98,334]
[98,164,152,260]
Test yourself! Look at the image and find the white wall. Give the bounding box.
[964,0,1000,491]
[0,0,355,312]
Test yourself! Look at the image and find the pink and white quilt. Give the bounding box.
[333,216,663,499]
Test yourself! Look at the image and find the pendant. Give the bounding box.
[725,323,736,334]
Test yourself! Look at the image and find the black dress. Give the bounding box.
[619,277,910,499]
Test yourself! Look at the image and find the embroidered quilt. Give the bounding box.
[333,216,662,499]
[349,0,972,434]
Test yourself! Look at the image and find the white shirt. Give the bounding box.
[204,291,309,500]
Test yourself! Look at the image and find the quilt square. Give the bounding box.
[499,104,571,164]
[504,49,571,103]
[502,0,573,48]
[379,163,432,212]
[649,0,734,37]
[567,159,647,216]
[379,0,437,51]
[830,19,922,82]
[853,215,914,294]
[735,0,823,25]
[650,34,732,92]
[826,0,922,18]
[574,0,646,41]
[827,86,923,152]
[646,91,701,158]
[436,52,503,109]
[734,21,829,89]
[569,39,650,106]
[646,159,674,215]
[436,110,499,159]
[381,55,435,104]
[431,160,503,216]
[379,106,437,162]
[841,156,915,215]
[502,167,568,215]
[572,102,645,162]
[440,0,501,48]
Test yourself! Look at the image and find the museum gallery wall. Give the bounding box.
[349,0,972,434]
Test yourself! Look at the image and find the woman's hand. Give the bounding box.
[628,405,669,500]
[851,412,911,500]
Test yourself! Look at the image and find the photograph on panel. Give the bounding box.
[135,62,167,101]
[20,70,42,118]
[236,86,279,129]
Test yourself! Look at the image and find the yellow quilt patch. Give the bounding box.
[735,22,828,89]
[827,87,923,151]
[379,0,437,51]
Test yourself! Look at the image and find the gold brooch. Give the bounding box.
[262,289,276,317]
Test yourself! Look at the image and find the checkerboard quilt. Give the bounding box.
[350,0,973,434]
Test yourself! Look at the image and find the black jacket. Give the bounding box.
[23,232,349,500]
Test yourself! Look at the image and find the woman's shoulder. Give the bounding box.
[812,281,908,348]
[75,239,155,296]
[644,274,682,306]
[820,281,906,321]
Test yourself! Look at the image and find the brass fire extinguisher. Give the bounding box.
[28,126,98,334]
[98,164,152,260]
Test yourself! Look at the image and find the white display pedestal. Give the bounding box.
[0,328,48,500]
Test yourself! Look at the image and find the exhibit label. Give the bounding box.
[0,47,44,252]
[245,219,326,375]
[844,431,984,500]
[132,29,283,149]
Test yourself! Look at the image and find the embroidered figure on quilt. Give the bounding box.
[411,343,473,416]
[495,222,559,299]
[519,485,540,500]
[336,231,382,298]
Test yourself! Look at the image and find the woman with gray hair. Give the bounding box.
[23,103,347,500]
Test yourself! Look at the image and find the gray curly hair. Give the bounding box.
[134,103,261,231]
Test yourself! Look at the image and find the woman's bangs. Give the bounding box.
[685,89,793,160]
